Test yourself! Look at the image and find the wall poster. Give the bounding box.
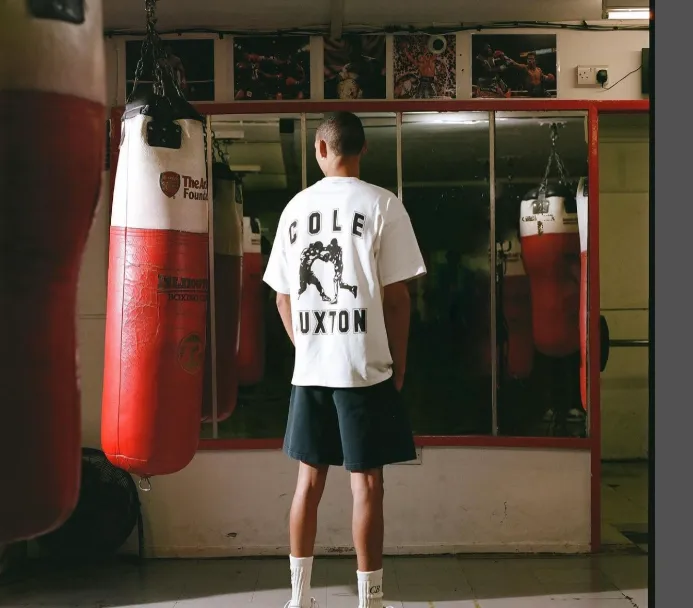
[125,39,215,102]
[471,34,557,98]
[393,34,456,99]
[233,36,311,100]
[323,35,387,100]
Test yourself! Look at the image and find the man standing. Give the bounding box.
[264,112,426,608]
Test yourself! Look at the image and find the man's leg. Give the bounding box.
[335,381,417,608]
[283,386,343,608]
[288,463,329,608]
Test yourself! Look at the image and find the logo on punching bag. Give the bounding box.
[177,333,204,374]
[160,171,181,198]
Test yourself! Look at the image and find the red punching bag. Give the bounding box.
[102,90,208,478]
[0,0,105,543]
[498,235,534,379]
[520,183,580,358]
[238,217,266,386]
[576,177,589,410]
[202,167,243,422]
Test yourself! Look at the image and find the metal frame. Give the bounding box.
[108,98,649,553]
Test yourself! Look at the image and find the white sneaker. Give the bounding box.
[284,600,319,608]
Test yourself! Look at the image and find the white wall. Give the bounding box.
[599,117,650,460]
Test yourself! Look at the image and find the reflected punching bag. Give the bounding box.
[238,217,266,386]
[576,177,589,410]
[498,235,534,379]
[102,88,208,478]
[520,183,580,358]
[202,166,243,422]
[0,0,106,543]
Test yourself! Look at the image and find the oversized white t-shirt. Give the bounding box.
[263,177,426,388]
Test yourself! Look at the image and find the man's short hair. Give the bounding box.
[315,112,365,157]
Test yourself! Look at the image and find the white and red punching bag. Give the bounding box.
[520,183,581,358]
[102,92,208,478]
[576,177,589,409]
[202,166,243,422]
[238,217,266,386]
[0,0,105,543]
[499,235,534,379]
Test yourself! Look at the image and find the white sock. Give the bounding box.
[289,555,313,608]
[357,569,384,608]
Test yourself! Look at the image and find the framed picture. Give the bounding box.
[393,34,456,99]
[125,39,215,102]
[471,34,557,99]
[233,36,311,101]
[323,35,386,100]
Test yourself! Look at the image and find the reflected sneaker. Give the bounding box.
[284,600,319,608]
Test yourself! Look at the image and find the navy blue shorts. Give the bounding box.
[283,379,417,472]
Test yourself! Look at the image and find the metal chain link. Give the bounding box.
[126,0,186,104]
[539,123,570,195]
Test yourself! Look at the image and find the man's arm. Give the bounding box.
[383,282,411,391]
[276,292,294,346]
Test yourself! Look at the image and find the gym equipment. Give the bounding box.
[102,0,207,479]
[238,218,266,386]
[202,158,243,422]
[36,448,141,559]
[0,0,106,543]
[520,125,580,358]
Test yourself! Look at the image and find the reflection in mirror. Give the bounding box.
[401,112,491,435]
[305,113,397,192]
[202,114,303,439]
[493,112,588,437]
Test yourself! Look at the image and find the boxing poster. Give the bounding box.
[471,34,557,98]
[323,35,386,100]
[393,35,456,99]
[233,36,311,101]
[125,39,215,102]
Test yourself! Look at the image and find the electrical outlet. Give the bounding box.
[576,65,609,87]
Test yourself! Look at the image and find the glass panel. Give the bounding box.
[493,111,588,437]
[401,112,492,435]
[202,113,303,439]
[598,112,650,456]
[305,112,397,192]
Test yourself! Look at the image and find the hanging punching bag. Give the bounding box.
[500,235,534,379]
[576,177,589,409]
[202,166,243,422]
[520,182,580,358]
[0,0,105,544]
[102,87,208,478]
[238,217,266,386]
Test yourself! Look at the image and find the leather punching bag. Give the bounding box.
[576,177,589,410]
[238,217,266,386]
[102,91,208,478]
[520,183,580,358]
[202,166,243,422]
[0,0,106,543]
[499,235,534,379]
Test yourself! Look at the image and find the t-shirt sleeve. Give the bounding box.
[263,223,291,295]
[377,201,427,287]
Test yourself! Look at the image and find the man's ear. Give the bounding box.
[361,143,368,156]
[318,139,329,159]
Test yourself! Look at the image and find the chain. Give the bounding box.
[539,123,570,195]
[212,134,230,166]
[126,0,186,104]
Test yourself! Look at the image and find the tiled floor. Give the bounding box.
[0,462,649,608]
[601,461,649,553]
[0,553,648,608]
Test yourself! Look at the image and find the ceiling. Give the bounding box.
[104,0,605,31]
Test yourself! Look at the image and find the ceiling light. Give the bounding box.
[607,9,650,19]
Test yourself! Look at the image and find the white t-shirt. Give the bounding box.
[263,177,426,388]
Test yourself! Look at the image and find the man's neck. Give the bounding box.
[324,159,360,179]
